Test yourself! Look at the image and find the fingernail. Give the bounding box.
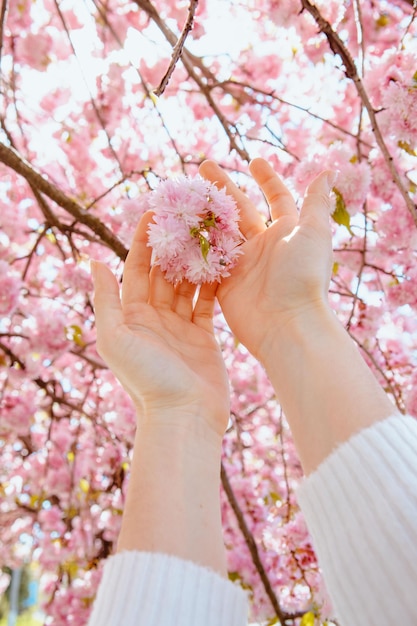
[327,170,339,192]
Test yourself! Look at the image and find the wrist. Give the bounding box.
[259,300,335,372]
[117,410,226,575]
[135,413,224,461]
[134,401,227,450]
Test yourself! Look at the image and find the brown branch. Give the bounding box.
[133,0,250,161]
[300,0,417,226]
[0,141,128,260]
[154,0,199,97]
[221,462,304,624]
[0,0,8,65]
[0,340,26,369]
[89,0,189,173]
[217,79,373,148]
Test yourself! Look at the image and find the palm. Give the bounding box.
[218,215,332,358]
[113,302,229,432]
[199,158,334,360]
[93,214,230,437]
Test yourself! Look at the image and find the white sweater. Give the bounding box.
[88,414,417,626]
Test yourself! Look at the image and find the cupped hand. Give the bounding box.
[199,158,336,363]
[92,213,230,438]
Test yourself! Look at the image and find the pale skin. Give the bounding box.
[199,158,399,473]
[92,157,398,577]
[92,214,230,575]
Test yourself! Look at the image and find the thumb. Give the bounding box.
[91,260,124,357]
[300,170,338,228]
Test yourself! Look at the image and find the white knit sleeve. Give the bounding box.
[297,414,417,626]
[87,551,248,626]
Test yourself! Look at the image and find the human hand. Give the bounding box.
[199,158,336,364]
[91,212,230,439]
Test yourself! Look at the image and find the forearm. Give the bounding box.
[117,416,227,577]
[262,303,399,474]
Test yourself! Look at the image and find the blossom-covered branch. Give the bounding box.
[153,0,199,96]
[0,141,128,259]
[300,0,417,226]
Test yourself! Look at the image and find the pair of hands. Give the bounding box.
[92,158,335,439]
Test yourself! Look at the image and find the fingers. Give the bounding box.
[91,260,124,357]
[249,158,297,221]
[192,281,217,332]
[199,160,265,239]
[121,211,154,310]
[300,170,337,230]
[173,279,198,320]
[148,264,175,309]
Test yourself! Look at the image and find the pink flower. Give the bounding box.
[31,308,71,355]
[380,81,417,144]
[0,261,22,316]
[15,31,52,71]
[0,391,35,436]
[145,176,242,284]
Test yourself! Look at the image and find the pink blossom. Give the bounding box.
[146,176,242,284]
[31,308,71,355]
[379,81,417,144]
[58,261,93,294]
[406,372,417,418]
[38,506,67,536]
[0,261,21,316]
[0,392,35,436]
[15,31,52,71]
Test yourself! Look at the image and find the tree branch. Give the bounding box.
[0,0,8,65]
[0,141,128,260]
[300,0,417,226]
[133,0,250,161]
[154,0,199,97]
[221,462,304,624]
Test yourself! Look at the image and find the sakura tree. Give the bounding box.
[0,0,416,624]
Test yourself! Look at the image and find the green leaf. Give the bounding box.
[398,140,417,156]
[202,211,216,228]
[199,234,210,261]
[66,324,86,347]
[269,491,281,504]
[332,188,354,235]
[227,571,252,591]
[300,611,316,626]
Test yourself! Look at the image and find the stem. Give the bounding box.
[300,0,417,226]
[0,141,128,259]
[154,0,199,96]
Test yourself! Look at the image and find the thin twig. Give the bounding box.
[0,0,8,66]
[221,462,304,624]
[133,0,250,161]
[300,0,417,226]
[154,0,199,96]
[400,0,417,45]
[52,0,123,173]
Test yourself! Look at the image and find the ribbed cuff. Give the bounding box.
[297,414,417,625]
[88,551,248,626]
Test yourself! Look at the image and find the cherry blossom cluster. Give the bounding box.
[1,0,417,624]
[144,176,242,284]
